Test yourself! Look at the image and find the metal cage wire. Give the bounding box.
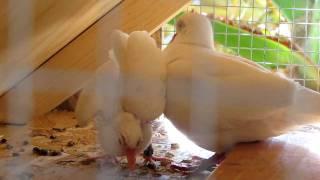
[162,0,320,91]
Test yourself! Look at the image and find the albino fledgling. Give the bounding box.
[75,30,165,170]
[164,13,320,164]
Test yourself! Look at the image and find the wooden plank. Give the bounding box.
[0,0,121,96]
[152,29,163,48]
[209,127,320,180]
[0,0,191,124]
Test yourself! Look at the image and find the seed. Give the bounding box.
[6,144,13,150]
[170,143,179,150]
[49,135,56,139]
[33,147,48,156]
[39,149,48,156]
[181,159,192,163]
[0,138,7,144]
[165,152,174,158]
[66,141,75,147]
[146,163,156,170]
[12,152,19,157]
[33,147,40,153]
[22,141,29,146]
[33,147,40,152]
[81,159,95,165]
[48,151,61,156]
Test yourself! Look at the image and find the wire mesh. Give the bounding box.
[162,0,320,91]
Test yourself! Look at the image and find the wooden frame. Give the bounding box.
[0,0,191,124]
[0,0,121,96]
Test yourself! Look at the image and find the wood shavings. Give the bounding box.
[0,111,213,179]
[31,129,53,138]
[52,128,66,132]
[31,111,78,129]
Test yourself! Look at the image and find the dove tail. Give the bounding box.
[75,82,97,127]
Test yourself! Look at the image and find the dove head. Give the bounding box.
[117,112,143,170]
[174,13,214,49]
[110,30,166,122]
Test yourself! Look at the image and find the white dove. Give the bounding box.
[119,31,166,122]
[164,13,320,167]
[75,30,164,170]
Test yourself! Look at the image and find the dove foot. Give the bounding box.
[142,144,172,168]
[142,144,154,165]
[194,153,226,172]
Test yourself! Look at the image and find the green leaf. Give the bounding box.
[306,0,320,64]
[272,0,311,21]
[213,20,319,90]
[167,12,184,27]
[165,11,319,90]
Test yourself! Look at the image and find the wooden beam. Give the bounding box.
[0,0,191,124]
[0,0,121,97]
[152,29,163,48]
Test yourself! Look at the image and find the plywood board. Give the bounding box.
[0,0,191,124]
[0,0,121,96]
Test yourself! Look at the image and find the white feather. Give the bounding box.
[75,30,158,156]
[164,13,320,153]
[119,31,166,122]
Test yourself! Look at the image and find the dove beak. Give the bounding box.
[125,148,136,170]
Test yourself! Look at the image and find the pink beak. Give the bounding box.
[125,148,136,171]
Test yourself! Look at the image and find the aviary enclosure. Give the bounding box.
[1,0,320,179]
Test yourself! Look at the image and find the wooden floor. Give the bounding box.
[1,111,320,179]
[210,125,320,180]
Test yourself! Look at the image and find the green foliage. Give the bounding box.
[272,0,312,21]
[213,20,319,90]
[165,0,320,89]
[306,0,320,64]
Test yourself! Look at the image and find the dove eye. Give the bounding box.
[177,20,186,31]
[136,139,141,147]
[119,134,126,146]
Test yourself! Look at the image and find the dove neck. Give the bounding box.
[174,32,214,50]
